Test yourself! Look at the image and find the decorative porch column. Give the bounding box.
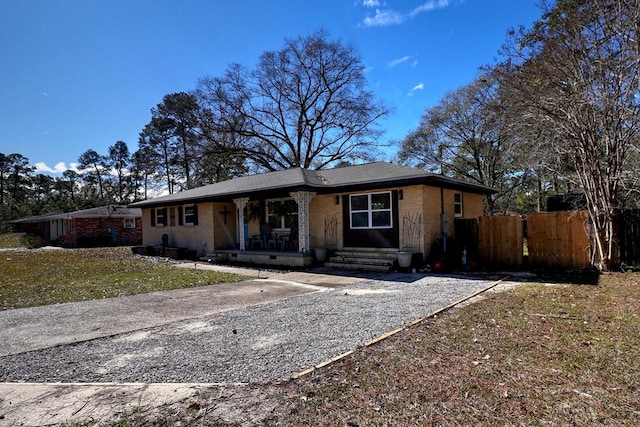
[233,197,250,251]
[290,191,316,253]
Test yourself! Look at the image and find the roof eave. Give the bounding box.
[128,172,496,209]
[129,184,322,208]
[316,176,496,195]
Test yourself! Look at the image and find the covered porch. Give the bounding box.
[204,191,318,267]
[231,191,315,251]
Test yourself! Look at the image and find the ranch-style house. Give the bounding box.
[129,162,495,270]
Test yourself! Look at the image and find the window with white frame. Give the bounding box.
[123,217,135,229]
[267,199,297,229]
[349,192,392,229]
[179,204,198,226]
[454,192,463,217]
[153,208,166,227]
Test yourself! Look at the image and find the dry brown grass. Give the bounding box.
[266,273,640,426]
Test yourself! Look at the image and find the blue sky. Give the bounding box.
[0,0,541,174]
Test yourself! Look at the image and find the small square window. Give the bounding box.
[351,212,369,228]
[123,217,135,229]
[371,193,391,210]
[372,211,391,227]
[350,195,369,211]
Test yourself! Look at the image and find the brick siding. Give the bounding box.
[65,217,142,247]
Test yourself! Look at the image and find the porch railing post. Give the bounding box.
[233,197,250,251]
[290,191,316,253]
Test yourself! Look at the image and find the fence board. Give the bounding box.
[478,215,523,266]
[527,211,590,268]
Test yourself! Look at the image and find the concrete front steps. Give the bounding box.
[324,249,398,272]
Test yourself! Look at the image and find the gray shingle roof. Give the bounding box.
[10,205,141,224]
[130,162,496,208]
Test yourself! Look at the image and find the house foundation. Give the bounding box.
[210,249,315,268]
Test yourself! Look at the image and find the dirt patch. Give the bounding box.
[0,382,279,426]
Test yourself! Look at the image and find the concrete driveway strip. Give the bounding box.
[0,279,328,357]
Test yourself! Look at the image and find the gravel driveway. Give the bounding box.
[0,272,502,384]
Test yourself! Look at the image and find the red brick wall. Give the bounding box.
[65,217,142,247]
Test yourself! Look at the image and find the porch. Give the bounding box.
[205,248,316,268]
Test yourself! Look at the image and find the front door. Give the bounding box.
[342,190,400,248]
[49,219,63,241]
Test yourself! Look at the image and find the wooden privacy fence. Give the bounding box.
[527,211,591,268]
[456,210,591,268]
[477,215,523,266]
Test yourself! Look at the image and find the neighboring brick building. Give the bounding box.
[10,205,142,248]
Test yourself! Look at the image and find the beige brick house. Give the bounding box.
[129,162,494,269]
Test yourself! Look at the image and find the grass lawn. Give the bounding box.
[0,232,44,249]
[0,246,247,309]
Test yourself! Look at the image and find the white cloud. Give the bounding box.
[361,0,454,27]
[34,162,80,174]
[362,9,405,27]
[388,56,412,67]
[410,0,452,17]
[407,83,425,96]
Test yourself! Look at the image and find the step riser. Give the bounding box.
[325,250,399,272]
[324,262,393,272]
[334,252,397,260]
[329,257,395,265]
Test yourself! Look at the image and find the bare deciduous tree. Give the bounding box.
[500,0,640,270]
[399,73,524,214]
[197,30,389,171]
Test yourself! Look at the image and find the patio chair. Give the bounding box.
[250,234,262,249]
[279,225,297,250]
[252,223,272,249]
